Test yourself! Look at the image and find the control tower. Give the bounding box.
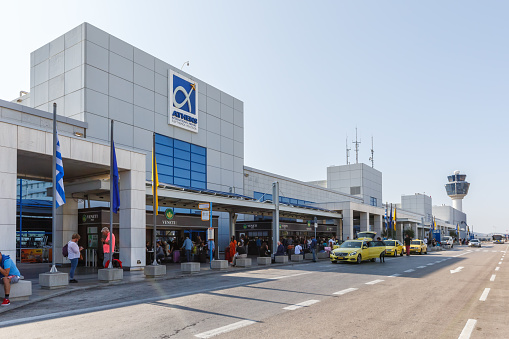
[445,170,470,212]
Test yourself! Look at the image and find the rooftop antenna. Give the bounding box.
[369,136,374,168]
[352,127,361,164]
[346,136,351,165]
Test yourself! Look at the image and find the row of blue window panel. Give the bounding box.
[156,149,206,164]
[157,159,206,174]
[253,192,314,206]
[158,175,206,189]
[155,135,206,156]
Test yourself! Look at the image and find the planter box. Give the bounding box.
[257,257,271,265]
[275,256,288,263]
[211,260,228,270]
[181,262,200,273]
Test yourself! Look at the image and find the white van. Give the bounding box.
[442,236,453,248]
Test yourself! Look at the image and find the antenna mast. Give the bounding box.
[346,136,351,165]
[352,127,361,164]
[369,136,374,168]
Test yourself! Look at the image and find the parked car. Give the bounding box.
[384,239,404,256]
[442,236,454,248]
[409,239,428,254]
[468,239,481,247]
[330,240,386,264]
[356,231,377,240]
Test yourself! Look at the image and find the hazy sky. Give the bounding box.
[1,1,507,234]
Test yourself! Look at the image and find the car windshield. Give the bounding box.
[340,241,362,248]
[384,241,396,246]
[471,239,479,242]
[411,241,421,245]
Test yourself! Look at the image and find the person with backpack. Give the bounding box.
[0,251,22,306]
[67,234,83,283]
[310,236,318,262]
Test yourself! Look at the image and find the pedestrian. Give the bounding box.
[229,236,237,263]
[328,236,335,248]
[156,241,165,263]
[182,236,193,262]
[244,236,250,255]
[310,236,318,262]
[68,234,83,283]
[404,234,411,256]
[101,227,115,268]
[294,242,303,255]
[0,251,21,306]
[275,241,285,256]
[232,242,247,266]
[423,237,428,247]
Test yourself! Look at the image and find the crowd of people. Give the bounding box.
[146,235,215,264]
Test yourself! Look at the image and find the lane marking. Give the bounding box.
[195,320,257,338]
[500,258,504,261]
[417,266,426,269]
[499,262,502,265]
[495,267,500,271]
[404,269,415,273]
[427,263,434,266]
[365,279,384,285]
[458,319,477,339]
[333,288,358,295]
[283,299,320,310]
[490,275,496,282]
[492,251,497,253]
[450,267,464,274]
[479,288,490,301]
[271,272,313,280]
[388,273,401,278]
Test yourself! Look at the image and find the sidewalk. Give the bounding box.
[0,256,318,314]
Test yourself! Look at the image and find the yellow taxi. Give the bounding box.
[356,231,377,240]
[383,239,404,257]
[409,239,428,255]
[330,240,386,264]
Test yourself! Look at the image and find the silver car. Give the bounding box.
[468,239,481,247]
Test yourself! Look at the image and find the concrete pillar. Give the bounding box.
[55,198,78,264]
[360,212,368,232]
[0,122,17,258]
[373,214,382,238]
[119,165,146,270]
[413,223,418,239]
[343,208,354,240]
[334,219,342,241]
[229,211,237,242]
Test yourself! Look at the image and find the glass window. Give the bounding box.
[191,162,206,173]
[191,153,206,164]
[191,172,206,182]
[190,144,206,156]
[191,180,206,189]
[174,168,190,179]
[174,149,190,161]
[290,198,298,205]
[157,164,173,177]
[157,155,173,166]
[174,177,190,187]
[174,159,190,170]
[174,139,190,152]
[155,135,173,147]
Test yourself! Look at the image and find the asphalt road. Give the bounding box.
[1,244,507,339]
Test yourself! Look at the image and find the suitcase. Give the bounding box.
[173,250,180,263]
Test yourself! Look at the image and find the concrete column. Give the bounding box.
[55,198,78,264]
[343,208,354,240]
[119,164,146,270]
[360,212,368,232]
[373,214,382,239]
[229,211,237,242]
[0,122,17,258]
[334,219,342,241]
[413,223,418,239]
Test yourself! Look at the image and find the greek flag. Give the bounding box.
[55,133,66,208]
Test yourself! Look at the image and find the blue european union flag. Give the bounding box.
[112,140,120,213]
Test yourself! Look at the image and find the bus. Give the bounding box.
[492,234,505,244]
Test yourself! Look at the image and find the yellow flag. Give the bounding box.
[393,206,396,231]
[151,148,159,212]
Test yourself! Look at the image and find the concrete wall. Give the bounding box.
[401,193,432,224]
[29,22,244,195]
[327,163,382,207]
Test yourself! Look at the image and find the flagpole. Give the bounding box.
[152,133,158,266]
[109,120,114,268]
[50,103,58,273]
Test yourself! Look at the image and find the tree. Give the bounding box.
[404,229,415,239]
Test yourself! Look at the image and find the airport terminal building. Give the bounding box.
[0,23,468,269]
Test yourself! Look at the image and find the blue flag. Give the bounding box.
[55,133,66,208]
[112,140,120,213]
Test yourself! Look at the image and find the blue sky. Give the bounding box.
[1,1,507,234]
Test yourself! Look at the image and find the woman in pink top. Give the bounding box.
[101,227,116,267]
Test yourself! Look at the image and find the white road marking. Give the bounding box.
[495,267,500,271]
[450,267,464,274]
[365,279,384,285]
[271,272,313,280]
[283,299,320,310]
[427,263,434,266]
[417,266,426,269]
[333,288,358,295]
[388,273,401,277]
[479,288,490,301]
[501,258,504,261]
[195,320,257,338]
[404,269,415,273]
[492,251,497,253]
[483,250,488,252]
[458,319,477,339]
[499,262,502,265]
[490,275,496,282]
[475,249,480,252]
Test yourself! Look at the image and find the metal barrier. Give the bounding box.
[85,249,97,267]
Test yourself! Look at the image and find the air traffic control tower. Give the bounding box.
[445,170,470,212]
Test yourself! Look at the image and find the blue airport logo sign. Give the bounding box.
[168,70,199,133]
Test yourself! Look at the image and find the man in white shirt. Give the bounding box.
[294,243,303,255]
[68,234,83,283]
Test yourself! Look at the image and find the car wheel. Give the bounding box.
[357,254,362,264]
[370,258,376,262]
[419,249,422,255]
[400,250,403,257]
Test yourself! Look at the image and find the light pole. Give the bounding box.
[181,61,190,70]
